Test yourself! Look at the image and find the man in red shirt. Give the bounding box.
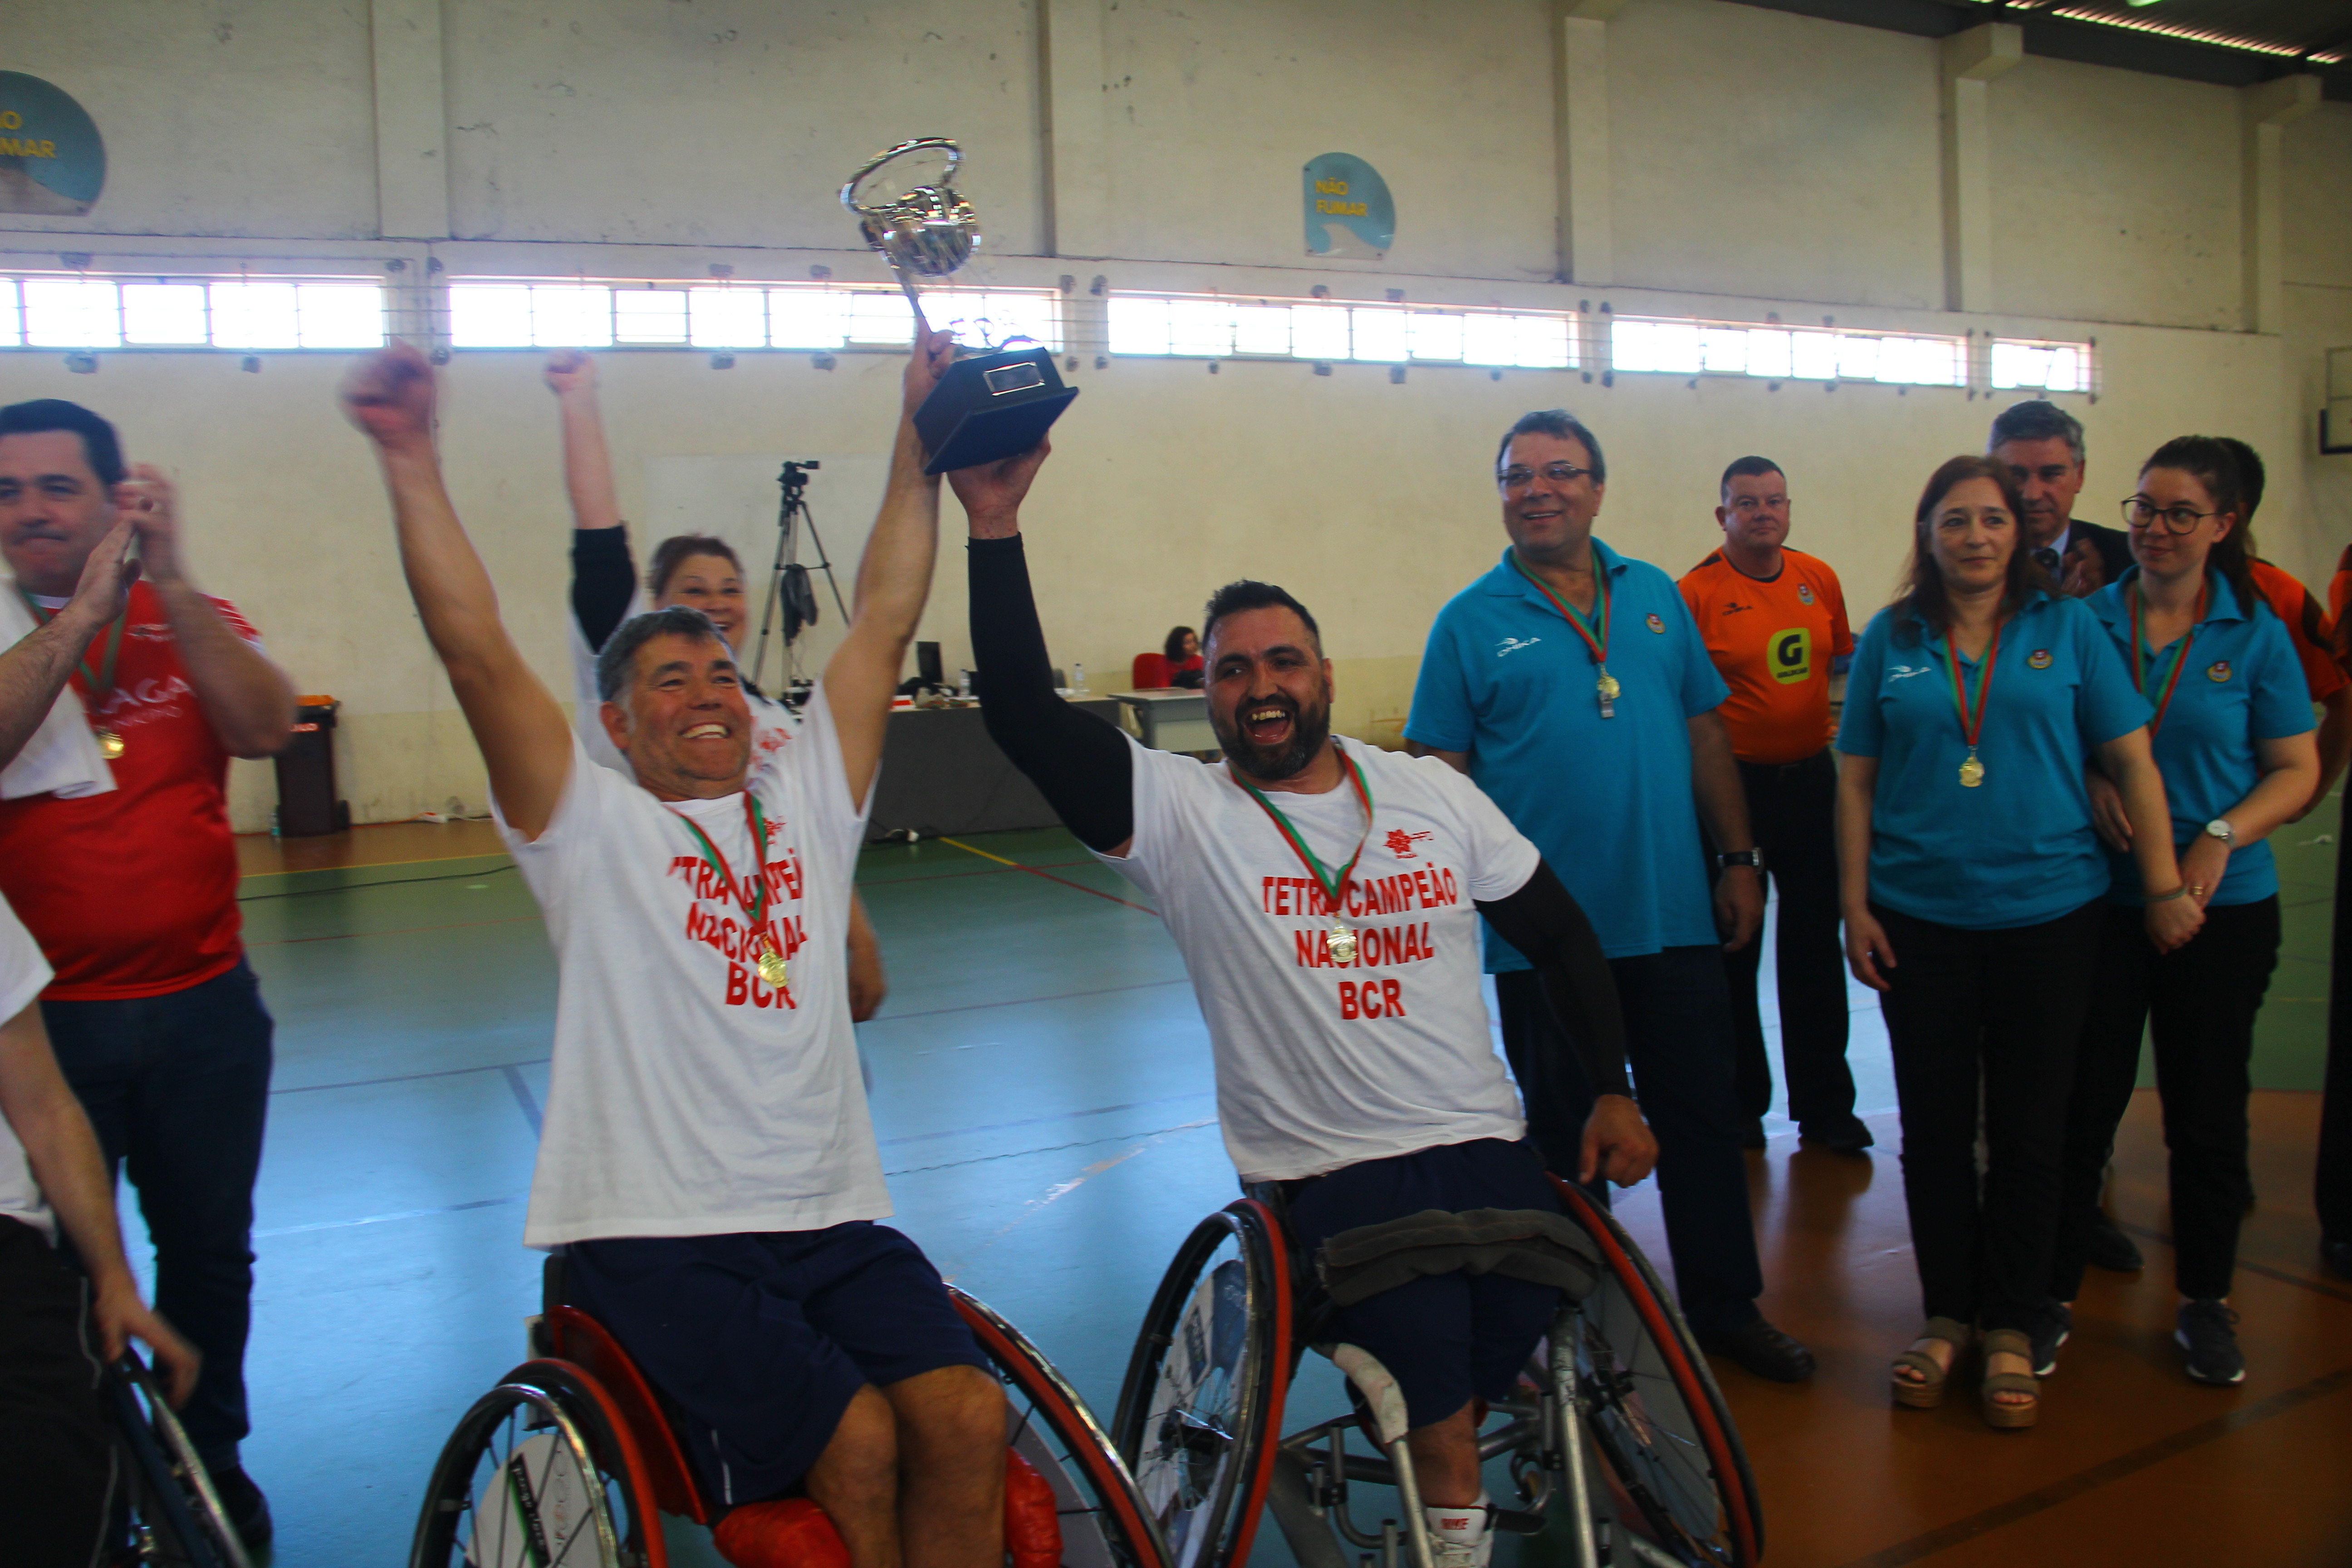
[0,398,295,1551]
[1679,457,1868,1154]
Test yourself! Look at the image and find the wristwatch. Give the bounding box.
[1717,849,1766,873]
[2204,818,2235,846]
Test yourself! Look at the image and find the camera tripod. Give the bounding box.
[751,459,850,695]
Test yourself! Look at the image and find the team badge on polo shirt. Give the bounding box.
[2027,649,2053,670]
[1798,583,1815,605]
[1646,613,1666,633]
[2208,661,2233,682]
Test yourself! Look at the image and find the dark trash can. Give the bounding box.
[274,696,351,837]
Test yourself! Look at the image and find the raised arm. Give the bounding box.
[0,1001,200,1405]
[818,330,957,811]
[118,466,298,757]
[955,456,1137,856]
[0,513,137,769]
[341,344,574,839]
[1474,859,1656,1186]
[544,351,638,653]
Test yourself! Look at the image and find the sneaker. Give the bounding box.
[2085,1213,2144,1274]
[2026,1300,2071,1377]
[1800,1115,1875,1155]
[207,1464,274,1552]
[2175,1299,2245,1386]
[1424,1498,1494,1568]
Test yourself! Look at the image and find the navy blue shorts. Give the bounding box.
[566,1222,986,1505]
[1287,1138,1565,1431]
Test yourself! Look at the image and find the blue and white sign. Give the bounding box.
[0,73,105,217]
[1303,152,1393,260]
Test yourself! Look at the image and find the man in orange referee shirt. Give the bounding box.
[1680,457,1870,1153]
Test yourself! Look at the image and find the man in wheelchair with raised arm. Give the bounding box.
[956,443,1659,1568]
[341,334,1020,1568]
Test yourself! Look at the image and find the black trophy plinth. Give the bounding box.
[913,346,1078,475]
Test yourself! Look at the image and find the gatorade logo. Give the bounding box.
[1770,627,1812,685]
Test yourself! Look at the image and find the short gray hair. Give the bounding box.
[595,606,726,703]
[1988,399,2085,467]
[1494,410,1606,483]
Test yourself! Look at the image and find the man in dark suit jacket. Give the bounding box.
[1990,399,2132,597]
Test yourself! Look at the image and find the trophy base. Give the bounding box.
[915,347,1079,475]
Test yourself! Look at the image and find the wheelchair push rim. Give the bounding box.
[1112,1199,1292,1568]
[409,1359,662,1568]
[1554,1178,1763,1568]
[951,1285,1172,1568]
[109,1352,255,1568]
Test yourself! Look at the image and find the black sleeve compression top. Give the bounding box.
[572,529,638,654]
[968,530,1632,1101]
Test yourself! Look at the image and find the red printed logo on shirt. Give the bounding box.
[1383,828,1433,859]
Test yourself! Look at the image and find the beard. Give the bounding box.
[1213,686,1333,784]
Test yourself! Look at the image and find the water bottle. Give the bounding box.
[1072,662,1087,692]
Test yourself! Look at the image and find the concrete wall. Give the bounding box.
[0,0,2345,830]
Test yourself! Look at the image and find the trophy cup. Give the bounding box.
[841,137,1078,475]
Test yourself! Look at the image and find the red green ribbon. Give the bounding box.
[1508,550,1610,668]
[1938,618,2005,753]
[16,590,125,713]
[2127,580,2206,736]
[674,793,774,934]
[1235,749,1376,920]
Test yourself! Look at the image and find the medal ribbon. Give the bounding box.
[673,793,774,937]
[16,590,127,719]
[1507,550,1610,668]
[1235,749,1377,922]
[2127,580,2205,736]
[1938,617,2004,755]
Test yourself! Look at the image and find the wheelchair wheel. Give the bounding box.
[1111,1200,1291,1568]
[952,1286,1171,1568]
[107,1354,254,1568]
[409,1359,664,1568]
[1553,1179,1763,1568]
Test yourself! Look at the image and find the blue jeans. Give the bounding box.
[44,959,273,1470]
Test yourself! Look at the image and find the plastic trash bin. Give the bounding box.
[274,696,350,837]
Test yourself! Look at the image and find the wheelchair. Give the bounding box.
[1112,1175,1763,1568]
[409,1257,1170,1568]
[103,1349,256,1568]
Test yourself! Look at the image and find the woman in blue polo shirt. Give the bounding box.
[1837,454,2201,1429]
[2051,437,2318,1389]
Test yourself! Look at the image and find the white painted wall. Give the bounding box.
[0,0,2344,830]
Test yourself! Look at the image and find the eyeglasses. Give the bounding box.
[1500,463,1595,490]
[2120,496,2218,534]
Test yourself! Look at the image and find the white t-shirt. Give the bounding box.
[0,895,58,1242]
[1102,736,1542,1183]
[569,586,797,781]
[500,685,884,1247]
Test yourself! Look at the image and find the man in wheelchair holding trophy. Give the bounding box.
[956,442,1661,1568]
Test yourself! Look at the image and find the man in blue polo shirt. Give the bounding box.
[1406,409,1813,1382]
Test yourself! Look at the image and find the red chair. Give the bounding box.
[1131,652,1171,689]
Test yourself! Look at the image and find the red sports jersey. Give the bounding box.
[2249,558,2346,701]
[0,581,264,1000]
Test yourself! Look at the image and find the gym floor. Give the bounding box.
[169,799,2352,1564]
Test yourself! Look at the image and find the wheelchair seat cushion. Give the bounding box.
[1315,1205,1601,1308]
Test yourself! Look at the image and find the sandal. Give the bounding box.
[1891,1317,1974,1409]
[1979,1328,2040,1429]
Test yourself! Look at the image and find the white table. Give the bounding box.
[1109,689,1216,752]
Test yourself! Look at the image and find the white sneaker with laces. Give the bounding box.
[1424,1494,1494,1568]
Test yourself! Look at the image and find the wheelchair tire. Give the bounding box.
[951,1286,1171,1568]
[409,1358,665,1568]
[1111,1200,1291,1568]
[1553,1178,1763,1568]
[107,1354,253,1568]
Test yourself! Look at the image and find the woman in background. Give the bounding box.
[1162,624,1204,688]
[2051,437,2317,1387]
[1837,455,2197,1428]
[543,350,886,1020]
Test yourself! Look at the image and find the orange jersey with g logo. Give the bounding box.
[1678,547,1854,765]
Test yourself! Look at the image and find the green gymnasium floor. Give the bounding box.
[135,800,2351,1564]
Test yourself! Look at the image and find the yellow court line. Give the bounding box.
[239,849,513,882]
[937,836,1022,868]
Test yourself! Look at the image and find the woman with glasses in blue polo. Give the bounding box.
[1837,454,2201,1430]
[2050,437,2319,1390]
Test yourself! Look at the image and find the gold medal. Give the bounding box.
[1596,670,1621,703]
[97,730,125,761]
[1959,752,1985,788]
[1326,922,1357,965]
[756,946,789,989]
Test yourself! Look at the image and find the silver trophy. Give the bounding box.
[841,138,1076,475]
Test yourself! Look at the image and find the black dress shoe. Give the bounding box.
[208,1464,274,1552]
[2323,1239,2352,1281]
[1800,1116,1874,1154]
[2085,1213,2143,1273]
[1699,1318,1816,1382]
[1738,1117,1768,1150]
